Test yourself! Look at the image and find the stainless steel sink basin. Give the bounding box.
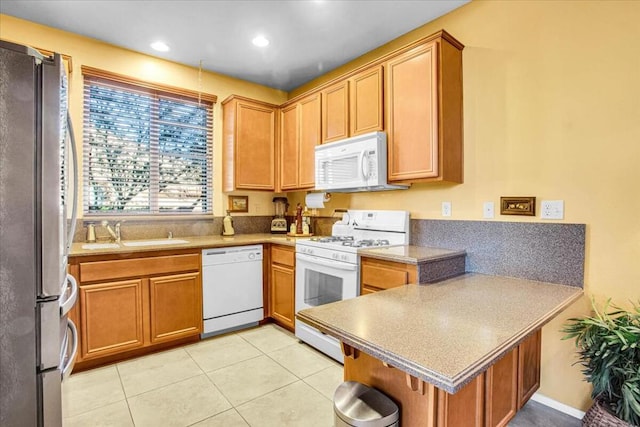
[81,243,120,250]
[121,239,189,247]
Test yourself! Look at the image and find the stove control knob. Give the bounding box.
[332,253,338,259]
[341,254,347,261]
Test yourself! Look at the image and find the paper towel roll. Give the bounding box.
[305,192,330,208]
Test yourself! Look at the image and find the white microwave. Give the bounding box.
[314,131,409,192]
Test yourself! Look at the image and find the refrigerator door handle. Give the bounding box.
[65,111,78,253]
[59,274,77,316]
[61,318,78,380]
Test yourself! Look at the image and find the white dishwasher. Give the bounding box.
[201,245,263,337]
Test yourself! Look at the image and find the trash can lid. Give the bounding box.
[334,381,399,427]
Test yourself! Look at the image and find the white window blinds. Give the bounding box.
[82,67,215,215]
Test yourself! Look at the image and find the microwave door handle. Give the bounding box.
[360,150,369,179]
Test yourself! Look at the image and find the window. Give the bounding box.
[81,67,216,215]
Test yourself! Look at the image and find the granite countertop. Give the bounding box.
[359,245,466,264]
[69,233,302,257]
[296,273,582,393]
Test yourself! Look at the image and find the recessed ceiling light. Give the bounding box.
[150,41,170,52]
[252,35,269,47]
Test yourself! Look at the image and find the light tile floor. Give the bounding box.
[62,324,580,426]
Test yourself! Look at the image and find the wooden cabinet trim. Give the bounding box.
[79,253,200,283]
[286,29,463,105]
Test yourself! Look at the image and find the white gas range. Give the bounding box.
[295,210,410,362]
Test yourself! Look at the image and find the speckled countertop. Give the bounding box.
[359,245,466,264]
[296,273,582,394]
[69,233,301,257]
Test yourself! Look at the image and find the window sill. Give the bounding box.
[81,214,215,223]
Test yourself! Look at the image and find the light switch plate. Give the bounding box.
[442,202,452,217]
[483,202,495,219]
[541,200,564,219]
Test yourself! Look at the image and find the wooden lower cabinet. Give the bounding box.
[361,257,418,294]
[71,252,202,366]
[517,329,542,408]
[269,245,295,330]
[149,272,202,344]
[485,348,518,427]
[80,279,145,359]
[342,330,541,427]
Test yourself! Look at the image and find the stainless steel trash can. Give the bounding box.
[334,381,400,427]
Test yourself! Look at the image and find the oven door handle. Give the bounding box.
[296,253,358,271]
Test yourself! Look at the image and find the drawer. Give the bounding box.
[80,254,200,283]
[271,245,295,267]
[361,258,418,292]
[362,264,409,290]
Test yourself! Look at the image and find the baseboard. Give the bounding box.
[531,392,586,420]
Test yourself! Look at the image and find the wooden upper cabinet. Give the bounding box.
[280,103,299,190]
[298,93,321,188]
[222,96,277,191]
[322,65,383,144]
[385,34,463,184]
[321,80,349,144]
[350,65,384,136]
[279,93,320,191]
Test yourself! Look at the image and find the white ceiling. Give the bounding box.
[1,0,468,91]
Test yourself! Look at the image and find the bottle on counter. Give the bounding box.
[295,203,303,235]
[222,210,235,236]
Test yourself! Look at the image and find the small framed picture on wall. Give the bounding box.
[228,195,248,213]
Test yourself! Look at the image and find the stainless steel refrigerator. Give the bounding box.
[0,40,79,427]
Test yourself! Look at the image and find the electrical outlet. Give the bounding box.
[441,202,452,217]
[483,201,495,219]
[541,200,564,220]
[254,204,261,214]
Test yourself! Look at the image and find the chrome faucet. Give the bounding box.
[101,220,122,242]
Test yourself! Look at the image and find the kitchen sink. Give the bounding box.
[121,239,189,247]
[81,243,120,250]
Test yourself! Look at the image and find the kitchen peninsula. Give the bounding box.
[297,273,582,427]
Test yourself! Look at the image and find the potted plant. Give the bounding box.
[562,299,640,426]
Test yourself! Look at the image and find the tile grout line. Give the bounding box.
[112,363,135,426]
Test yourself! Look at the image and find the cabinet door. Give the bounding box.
[385,41,439,182]
[149,272,202,344]
[235,100,276,190]
[298,94,321,189]
[280,103,299,190]
[270,264,295,331]
[485,348,518,427]
[321,80,349,144]
[350,65,383,136]
[517,330,541,409]
[80,279,145,359]
[361,257,417,294]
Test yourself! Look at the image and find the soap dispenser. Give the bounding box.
[222,210,235,236]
